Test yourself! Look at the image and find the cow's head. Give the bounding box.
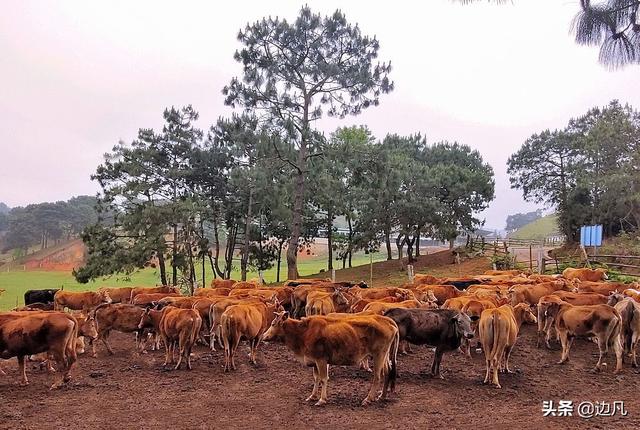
[596,268,609,280]
[514,303,537,325]
[333,288,349,306]
[395,289,414,301]
[452,312,475,339]
[99,290,113,304]
[79,313,98,340]
[357,281,369,289]
[262,311,289,342]
[138,307,154,329]
[607,292,625,306]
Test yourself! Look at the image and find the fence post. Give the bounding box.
[407,265,414,283]
[529,244,533,271]
[331,269,336,283]
[537,247,544,274]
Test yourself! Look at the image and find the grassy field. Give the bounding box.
[0,251,386,310]
[509,214,559,240]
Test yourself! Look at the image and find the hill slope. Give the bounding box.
[509,214,559,240]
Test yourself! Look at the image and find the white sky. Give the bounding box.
[1,0,638,230]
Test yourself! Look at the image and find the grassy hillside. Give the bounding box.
[509,214,559,240]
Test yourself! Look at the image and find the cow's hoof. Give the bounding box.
[305,395,318,402]
[494,385,502,389]
[361,398,373,406]
[314,400,326,407]
[90,354,97,359]
[557,360,565,365]
[19,381,29,387]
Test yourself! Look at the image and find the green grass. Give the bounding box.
[0,250,386,310]
[509,214,559,240]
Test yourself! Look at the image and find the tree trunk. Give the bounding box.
[347,215,353,268]
[415,229,421,257]
[406,235,416,263]
[172,224,178,286]
[158,252,168,286]
[224,224,237,279]
[286,104,310,281]
[212,215,224,278]
[384,227,392,260]
[327,207,333,271]
[449,238,455,249]
[396,234,405,261]
[241,189,253,282]
[276,240,284,283]
[286,164,305,280]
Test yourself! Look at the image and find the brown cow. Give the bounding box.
[305,289,352,316]
[350,296,405,313]
[220,301,282,371]
[291,284,336,317]
[536,292,608,349]
[577,281,628,295]
[208,297,265,350]
[129,286,180,303]
[229,289,277,301]
[508,281,573,306]
[132,292,181,307]
[563,267,608,282]
[13,303,54,311]
[230,281,261,290]
[194,288,231,298]
[413,274,443,285]
[362,299,434,315]
[412,285,463,305]
[545,302,622,373]
[284,278,332,287]
[607,293,640,367]
[94,303,146,355]
[71,312,98,356]
[262,312,399,406]
[623,288,640,303]
[139,307,202,370]
[210,279,236,289]
[483,270,524,276]
[54,290,112,312]
[0,311,78,388]
[99,287,134,304]
[478,304,537,388]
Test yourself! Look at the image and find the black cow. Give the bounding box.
[443,280,476,290]
[334,281,369,289]
[383,308,474,378]
[24,289,59,306]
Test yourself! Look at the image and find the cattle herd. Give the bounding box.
[1,267,639,407]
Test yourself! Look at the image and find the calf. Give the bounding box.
[24,289,59,306]
[54,290,112,312]
[13,302,54,311]
[478,304,537,388]
[94,303,147,355]
[383,308,474,378]
[411,285,463,305]
[220,301,282,371]
[608,293,640,367]
[262,312,399,406]
[211,279,236,289]
[0,311,77,388]
[195,287,231,297]
[545,302,622,373]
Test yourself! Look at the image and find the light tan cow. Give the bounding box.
[54,290,112,312]
[478,304,537,388]
[563,267,608,282]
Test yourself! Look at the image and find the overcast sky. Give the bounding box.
[1,0,638,230]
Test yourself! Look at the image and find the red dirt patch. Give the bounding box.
[5,240,86,272]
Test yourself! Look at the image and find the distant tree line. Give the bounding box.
[505,210,543,233]
[508,100,640,243]
[0,196,98,253]
[74,7,495,287]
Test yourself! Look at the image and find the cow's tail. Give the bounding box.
[488,313,501,366]
[64,316,79,370]
[607,310,622,353]
[385,327,400,395]
[191,314,202,348]
[209,305,218,351]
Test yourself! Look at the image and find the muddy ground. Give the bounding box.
[1,323,639,429]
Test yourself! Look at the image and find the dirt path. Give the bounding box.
[1,325,639,429]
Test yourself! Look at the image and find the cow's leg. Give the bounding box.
[631,332,639,367]
[557,331,570,364]
[430,348,445,379]
[613,334,623,373]
[491,355,501,389]
[209,323,217,351]
[503,345,514,373]
[315,361,329,406]
[231,334,241,370]
[359,358,372,372]
[162,335,171,367]
[175,336,186,370]
[89,337,97,358]
[305,365,320,402]
[249,338,258,365]
[483,356,491,385]
[594,335,607,371]
[17,356,28,386]
[0,365,5,376]
[364,353,385,405]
